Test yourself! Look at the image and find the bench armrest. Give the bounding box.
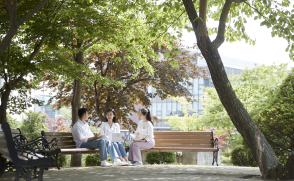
[41,131,60,154]
[213,138,219,150]
[13,134,49,160]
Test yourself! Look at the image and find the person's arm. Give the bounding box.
[100,123,109,139]
[144,123,154,142]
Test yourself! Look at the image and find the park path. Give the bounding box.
[2,165,273,181]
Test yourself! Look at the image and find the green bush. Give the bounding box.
[50,155,68,168]
[85,154,101,166]
[145,152,177,164]
[231,146,257,167]
[20,111,48,141]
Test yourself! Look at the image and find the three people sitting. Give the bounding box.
[72,107,154,167]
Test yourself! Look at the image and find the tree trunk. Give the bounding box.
[70,45,84,167]
[197,36,283,179]
[0,25,18,57]
[0,90,11,124]
[182,0,284,179]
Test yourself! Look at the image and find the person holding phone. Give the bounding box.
[128,108,155,166]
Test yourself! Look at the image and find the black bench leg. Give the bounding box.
[56,154,60,170]
[212,151,218,166]
[14,165,21,181]
[38,165,46,181]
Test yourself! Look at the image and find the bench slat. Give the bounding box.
[155,139,213,144]
[45,136,73,141]
[155,135,212,140]
[142,147,218,152]
[154,143,213,148]
[44,132,72,136]
[60,148,100,155]
[154,132,212,136]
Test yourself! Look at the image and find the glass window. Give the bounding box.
[172,102,177,112]
[152,103,157,117]
[162,103,167,118]
[193,102,198,112]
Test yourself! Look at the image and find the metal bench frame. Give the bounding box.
[0,122,54,181]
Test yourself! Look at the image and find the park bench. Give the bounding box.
[41,131,104,169]
[0,122,54,181]
[141,131,219,165]
[43,131,219,168]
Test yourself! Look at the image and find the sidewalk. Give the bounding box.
[2,165,270,181]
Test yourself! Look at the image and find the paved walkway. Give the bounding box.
[2,165,273,181]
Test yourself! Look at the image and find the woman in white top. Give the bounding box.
[128,108,155,166]
[100,109,130,165]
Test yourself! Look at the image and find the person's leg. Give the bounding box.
[129,142,154,162]
[117,142,128,160]
[80,139,108,161]
[128,142,135,161]
[105,140,119,161]
[113,142,125,161]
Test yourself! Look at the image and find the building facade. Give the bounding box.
[150,55,261,131]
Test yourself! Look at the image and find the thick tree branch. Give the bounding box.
[182,0,199,33]
[212,0,233,48]
[198,0,208,36]
[18,0,50,25]
[5,0,13,22]
[12,0,17,24]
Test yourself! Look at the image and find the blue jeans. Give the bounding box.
[113,142,127,158]
[105,140,119,161]
[80,139,108,161]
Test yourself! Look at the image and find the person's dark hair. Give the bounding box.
[106,108,116,123]
[78,108,87,119]
[141,108,153,125]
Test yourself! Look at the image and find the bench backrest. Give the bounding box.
[154,131,214,148]
[43,131,214,149]
[44,132,76,149]
[0,124,21,159]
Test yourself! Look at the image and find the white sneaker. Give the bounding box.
[101,161,112,167]
[132,161,143,166]
[114,159,128,166]
[126,161,133,166]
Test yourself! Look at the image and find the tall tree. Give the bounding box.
[44,41,206,130]
[180,0,293,179]
[0,0,50,56]
[0,0,71,124]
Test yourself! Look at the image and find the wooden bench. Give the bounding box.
[42,131,103,169]
[142,131,219,165]
[0,122,54,181]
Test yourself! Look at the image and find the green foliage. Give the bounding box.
[198,64,289,131]
[166,97,203,131]
[231,146,257,167]
[85,154,101,166]
[85,154,113,166]
[145,152,177,164]
[6,114,21,129]
[257,67,294,165]
[20,111,48,141]
[49,155,68,168]
[59,107,72,122]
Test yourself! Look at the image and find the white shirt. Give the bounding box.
[134,120,154,142]
[72,119,94,148]
[100,122,120,141]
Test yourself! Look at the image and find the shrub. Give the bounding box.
[50,155,68,168]
[85,154,113,166]
[145,152,177,164]
[20,111,48,141]
[231,146,257,167]
[85,154,101,166]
